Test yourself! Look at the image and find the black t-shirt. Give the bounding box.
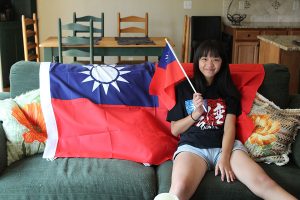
[167,80,241,149]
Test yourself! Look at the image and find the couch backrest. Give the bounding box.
[9,62,291,106]
[258,63,290,109]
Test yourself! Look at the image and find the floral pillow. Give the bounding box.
[244,93,300,166]
[0,89,47,166]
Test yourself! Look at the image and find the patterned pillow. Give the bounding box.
[245,93,300,166]
[0,89,47,166]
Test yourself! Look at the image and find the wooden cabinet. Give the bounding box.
[234,41,259,64]
[289,29,300,35]
[259,39,300,94]
[224,26,300,64]
[224,26,260,64]
[261,29,288,35]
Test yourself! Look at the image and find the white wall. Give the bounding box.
[37,0,223,63]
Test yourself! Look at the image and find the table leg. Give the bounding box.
[43,47,58,62]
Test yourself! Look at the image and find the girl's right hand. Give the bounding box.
[193,93,205,116]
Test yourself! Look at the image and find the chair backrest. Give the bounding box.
[21,13,40,62]
[117,12,148,37]
[181,15,190,63]
[190,16,222,62]
[73,12,104,63]
[73,12,104,37]
[58,18,94,64]
[117,12,149,63]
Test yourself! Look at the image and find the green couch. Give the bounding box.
[0,61,299,200]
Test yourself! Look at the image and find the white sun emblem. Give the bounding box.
[165,54,169,61]
[80,64,131,94]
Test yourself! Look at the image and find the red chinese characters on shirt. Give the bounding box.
[196,98,226,130]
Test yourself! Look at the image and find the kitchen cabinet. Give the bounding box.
[258,35,300,94]
[224,26,260,64]
[234,41,259,64]
[224,25,300,64]
[289,29,300,35]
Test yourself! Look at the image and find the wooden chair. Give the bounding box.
[181,15,190,63]
[58,18,94,64]
[117,12,148,64]
[73,12,104,63]
[21,13,40,62]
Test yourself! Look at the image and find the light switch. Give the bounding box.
[184,0,192,9]
[239,0,245,9]
[293,0,299,10]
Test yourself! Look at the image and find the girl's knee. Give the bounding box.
[251,173,277,195]
[170,180,188,194]
[255,173,275,186]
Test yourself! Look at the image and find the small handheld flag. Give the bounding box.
[149,39,207,112]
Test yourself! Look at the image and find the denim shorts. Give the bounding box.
[173,140,248,170]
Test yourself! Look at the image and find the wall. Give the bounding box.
[223,0,300,23]
[37,0,223,63]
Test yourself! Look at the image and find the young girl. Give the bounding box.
[154,40,296,200]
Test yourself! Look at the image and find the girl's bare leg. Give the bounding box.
[230,150,297,200]
[169,152,208,200]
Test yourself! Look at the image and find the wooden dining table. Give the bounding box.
[39,36,173,62]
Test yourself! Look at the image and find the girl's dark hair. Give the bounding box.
[193,40,240,100]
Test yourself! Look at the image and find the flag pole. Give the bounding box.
[164,38,207,112]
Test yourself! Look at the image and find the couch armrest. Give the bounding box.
[0,92,10,100]
[0,122,7,174]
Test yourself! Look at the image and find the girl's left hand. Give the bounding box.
[215,157,236,183]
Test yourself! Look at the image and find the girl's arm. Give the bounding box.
[170,93,205,137]
[221,114,236,161]
[215,113,236,182]
[170,109,200,137]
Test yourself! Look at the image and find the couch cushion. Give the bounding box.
[260,162,300,198]
[10,61,40,98]
[258,64,290,109]
[0,155,157,200]
[157,160,300,199]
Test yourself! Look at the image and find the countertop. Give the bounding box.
[224,22,300,29]
[257,35,300,51]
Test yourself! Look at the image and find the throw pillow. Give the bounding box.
[0,89,47,166]
[244,93,300,166]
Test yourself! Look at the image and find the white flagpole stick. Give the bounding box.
[164,38,207,112]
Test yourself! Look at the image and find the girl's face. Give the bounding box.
[198,52,222,85]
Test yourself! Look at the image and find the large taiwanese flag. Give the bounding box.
[40,62,178,165]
